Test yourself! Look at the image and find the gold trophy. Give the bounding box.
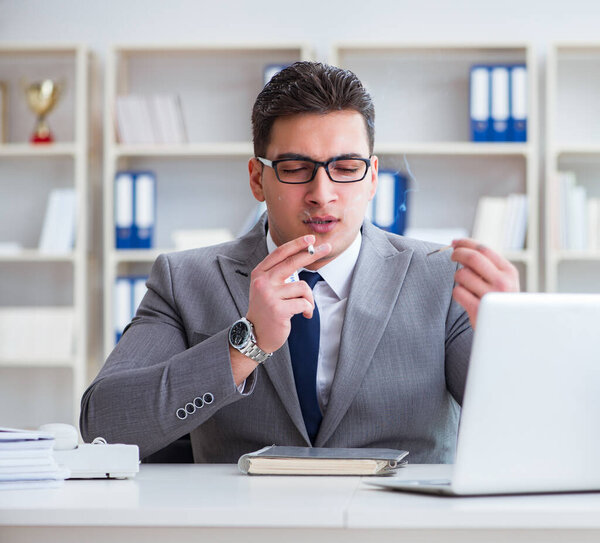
[22,79,63,143]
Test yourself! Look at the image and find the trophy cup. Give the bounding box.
[22,79,63,143]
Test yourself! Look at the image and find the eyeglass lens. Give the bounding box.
[276,159,368,183]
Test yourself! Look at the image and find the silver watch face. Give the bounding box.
[229,319,250,348]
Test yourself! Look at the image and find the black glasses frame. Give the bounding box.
[257,156,372,184]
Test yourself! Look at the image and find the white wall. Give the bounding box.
[2,0,600,426]
[3,0,600,53]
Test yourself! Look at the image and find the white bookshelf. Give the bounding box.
[0,44,88,427]
[103,43,312,357]
[330,43,539,291]
[546,43,600,292]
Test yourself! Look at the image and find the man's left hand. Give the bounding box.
[450,238,520,328]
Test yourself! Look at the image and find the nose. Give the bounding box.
[305,165,337,207]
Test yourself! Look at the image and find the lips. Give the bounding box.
[303,215,338,234]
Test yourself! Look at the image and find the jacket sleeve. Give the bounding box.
[79,253,256,460]
[444,265,474,406]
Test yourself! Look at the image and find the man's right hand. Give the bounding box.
[246,234,331,354]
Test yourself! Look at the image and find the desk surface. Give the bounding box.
[2,464,600,542]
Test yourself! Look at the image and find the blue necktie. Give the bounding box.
[288,270,323,444]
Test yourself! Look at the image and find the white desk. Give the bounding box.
[2,464,600,543]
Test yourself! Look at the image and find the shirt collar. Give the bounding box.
[266,229,362,301]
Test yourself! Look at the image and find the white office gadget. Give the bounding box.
[39,423,140,479]
[368,293,600,496]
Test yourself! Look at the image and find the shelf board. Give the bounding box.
[375,142,531,156]
[552,251,600,262]
[0,143,78,157]
[554,144,600,157]
[114,42,310,54]
[0,250,75,263]
[110,249,166,263]
[113,142,254,158]
[503,250,533,263]
[0,358,75,368]
[333,41,530,54]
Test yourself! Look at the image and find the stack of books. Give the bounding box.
[555,171,600,252]
[471,194,528,252]
[0,428,69,490]
[115,94,187,145]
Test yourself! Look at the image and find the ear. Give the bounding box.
[248,157,266,202]
[367,155,379,200]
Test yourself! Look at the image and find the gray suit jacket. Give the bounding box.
[80,217,472,463]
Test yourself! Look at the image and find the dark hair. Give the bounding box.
[251,61,375,157]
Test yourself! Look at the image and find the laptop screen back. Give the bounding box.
[452,293,600,494]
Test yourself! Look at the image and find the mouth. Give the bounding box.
[303,215,338,234]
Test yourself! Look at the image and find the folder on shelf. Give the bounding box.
[132,276,148,317]
[510,65,527,142]
[367,170,408,235]
[470,65,491,142]
[38,188,77,254]
[134,172,156,249]
[115,172,135,249]
[263,64,288,86]
[114,276,149,344]
[490,66,510,142]
[114,277,132,344]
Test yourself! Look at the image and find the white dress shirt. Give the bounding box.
[266,230,362,413]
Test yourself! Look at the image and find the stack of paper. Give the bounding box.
[0,428,69,490]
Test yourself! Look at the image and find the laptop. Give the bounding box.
[368,292,600,496]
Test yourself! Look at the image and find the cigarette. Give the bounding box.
[426,245,453,257]
[307,244,315,255]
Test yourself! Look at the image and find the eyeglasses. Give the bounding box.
[257,156,371,184]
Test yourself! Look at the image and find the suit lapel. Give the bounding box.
[316,222,414,446]
[217,217,310,444]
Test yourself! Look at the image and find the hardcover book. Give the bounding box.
[238,445,408,476]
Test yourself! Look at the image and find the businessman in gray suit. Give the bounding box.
[80,62,519,463]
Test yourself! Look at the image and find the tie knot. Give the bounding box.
[299,270,322,290]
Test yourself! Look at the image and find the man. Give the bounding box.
[80,62,519,463]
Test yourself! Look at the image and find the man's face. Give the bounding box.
[249,110,378,269]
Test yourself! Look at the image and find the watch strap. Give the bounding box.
[238,341,272,364]
[230,318,272,364]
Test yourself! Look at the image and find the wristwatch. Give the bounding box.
[228,317,272,364]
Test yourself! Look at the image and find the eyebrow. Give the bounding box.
[273,152,366,161]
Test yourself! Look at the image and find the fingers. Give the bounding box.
[275,281,315,318]
[452,284,480,324]
[450,238,520,329]
[454,267,489,299]
[451,238,513,272]
[254,235,332,282]
[451,239,519,293]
